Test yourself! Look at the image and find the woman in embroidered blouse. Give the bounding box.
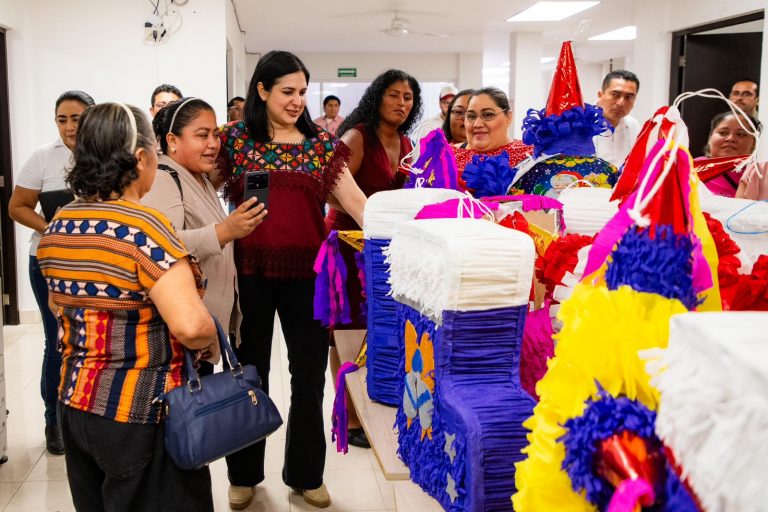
[143,97,266,360]
[216,50,366,510]
[452,87,533,185]
[37,103,217,511]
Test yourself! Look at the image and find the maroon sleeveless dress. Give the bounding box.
[325,125,412,329]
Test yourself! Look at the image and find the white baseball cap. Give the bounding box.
[439,85,459,100]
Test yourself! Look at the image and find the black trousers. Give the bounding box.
[226,276,329,490]
[59,405,213,512]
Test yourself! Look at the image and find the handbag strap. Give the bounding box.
[184,316,246,391]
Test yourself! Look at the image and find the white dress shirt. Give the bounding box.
[593,115,640,169]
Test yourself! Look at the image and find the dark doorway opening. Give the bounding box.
[670,11,764,159]
[0,28,19,325]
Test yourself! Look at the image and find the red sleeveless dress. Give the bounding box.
[325,125,412,328]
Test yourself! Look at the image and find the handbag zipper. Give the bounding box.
[193,389,258,418]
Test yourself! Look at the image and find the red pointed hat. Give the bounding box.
[545,41,584,116]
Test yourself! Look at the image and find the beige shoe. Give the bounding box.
[299,483,331,508]
[228,485,255,510]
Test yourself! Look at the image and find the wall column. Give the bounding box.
[509,32,544,138]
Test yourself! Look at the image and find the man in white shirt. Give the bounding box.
[593,70,640,169]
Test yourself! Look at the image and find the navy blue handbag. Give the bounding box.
[158,318,283,470]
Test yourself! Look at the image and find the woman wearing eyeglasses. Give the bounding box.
[441,89,473,145]
[452,87,532,187]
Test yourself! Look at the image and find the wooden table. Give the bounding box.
[345,367,409,480]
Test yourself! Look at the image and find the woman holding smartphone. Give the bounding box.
[142,97,266,357]
[215,51,366,509]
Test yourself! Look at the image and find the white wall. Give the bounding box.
[1,0,234,319]
[225,0,248,98]
[295,52,458,84]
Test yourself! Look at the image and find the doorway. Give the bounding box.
[669,11,764,158]
[0,28,19,325]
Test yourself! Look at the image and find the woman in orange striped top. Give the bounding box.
[37,103,217,511]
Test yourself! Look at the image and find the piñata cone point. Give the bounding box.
[545,41,584,116]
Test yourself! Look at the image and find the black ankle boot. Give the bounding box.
[348,428,371,449]
[45,425,64,455]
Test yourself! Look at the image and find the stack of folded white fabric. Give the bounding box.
[559,186,618,236]
[647,312,768,512]
[387,218,534,321]
[362,188,464,240]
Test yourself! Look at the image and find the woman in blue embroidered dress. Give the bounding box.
[215,50,366,510]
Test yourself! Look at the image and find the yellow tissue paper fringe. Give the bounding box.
[511,284,688,511]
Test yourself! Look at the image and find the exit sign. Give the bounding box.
[337,67,357,78]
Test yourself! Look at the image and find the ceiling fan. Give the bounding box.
[381,12,449,38]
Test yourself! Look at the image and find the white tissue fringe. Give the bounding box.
[385,218,535,318]
[363,188,465,240]
[559,187,618,236]
[644,312,768,512]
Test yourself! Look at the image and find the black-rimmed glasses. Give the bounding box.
[464,109,509,123]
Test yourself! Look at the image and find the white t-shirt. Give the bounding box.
[593,115,640,169]
[16,138,72,255]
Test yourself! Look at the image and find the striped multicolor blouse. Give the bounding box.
[37,199,205,424]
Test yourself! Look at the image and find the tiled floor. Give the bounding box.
[0,319,397,511]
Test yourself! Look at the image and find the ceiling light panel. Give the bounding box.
[588,25,637,40]
[506,2,599,22]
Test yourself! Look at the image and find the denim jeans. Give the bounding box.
[29,255,61,426]
[59,405,213,512]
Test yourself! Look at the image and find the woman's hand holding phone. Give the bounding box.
[216,197,267,246]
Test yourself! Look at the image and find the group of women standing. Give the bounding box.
[10,48,538,511]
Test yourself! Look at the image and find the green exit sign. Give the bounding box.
[337,67,357,78]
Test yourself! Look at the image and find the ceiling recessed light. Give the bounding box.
[588,25,637,40]
[506,1,599,22]
[540,57,556,64]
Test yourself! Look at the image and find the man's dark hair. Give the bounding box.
[150,84,183,107]
[601,70,640,92]
[323,95,341,106]
[227,96,245,108]
[731,79,759,97]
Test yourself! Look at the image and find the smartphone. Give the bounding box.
[243,170,269,211]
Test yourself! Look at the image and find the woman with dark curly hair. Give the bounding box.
[36,102,218,510]
[325,69,421,448]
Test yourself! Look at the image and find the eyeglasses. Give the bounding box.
[464,109,509,123]
[730,91,756,98]
[450,109,466,119]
